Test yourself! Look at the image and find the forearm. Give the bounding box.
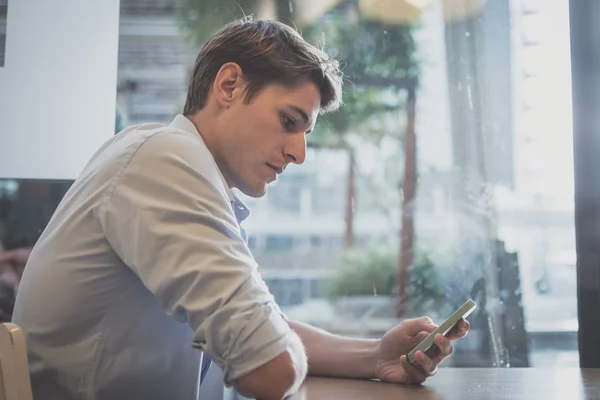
[288,320,379,380]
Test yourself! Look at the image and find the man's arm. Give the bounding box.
[289,317,470,385]
[235,330,307,400]
[288,320,379,379]
[98,131,306,398]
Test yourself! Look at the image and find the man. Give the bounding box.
[0,246,28,321]
[13,18,469,400]
[0,246,28,294]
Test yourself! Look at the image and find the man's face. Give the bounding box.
[213,79,321,197]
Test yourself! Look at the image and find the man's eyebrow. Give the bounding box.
[286,104,310,124]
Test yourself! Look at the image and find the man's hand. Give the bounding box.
[374,316,470,385]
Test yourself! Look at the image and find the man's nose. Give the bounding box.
[284,133,307,165]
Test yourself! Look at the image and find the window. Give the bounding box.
[267,180,302,215]
[5,2,600,400]
[0,0,6,67]
[0,0,579,383]
[112,0,578,370]
[264,235,294,252]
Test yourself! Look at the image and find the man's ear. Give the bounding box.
[213,62,246,108]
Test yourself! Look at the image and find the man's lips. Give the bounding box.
[266,163,284,174]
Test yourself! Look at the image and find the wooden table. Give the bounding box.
[291,368,600,399]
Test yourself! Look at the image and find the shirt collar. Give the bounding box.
[231,195,250,224]
[168,114,250,224]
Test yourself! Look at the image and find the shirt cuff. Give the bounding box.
[195,302,293,386]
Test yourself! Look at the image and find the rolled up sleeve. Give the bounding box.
[97,131,292,384]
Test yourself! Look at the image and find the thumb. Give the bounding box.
[405,316,438,336]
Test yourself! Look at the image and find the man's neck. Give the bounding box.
[186,110,235,192]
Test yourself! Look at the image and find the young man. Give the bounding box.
[12,19,469,400]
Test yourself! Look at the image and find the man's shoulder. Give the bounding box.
[127,123,214,170]
[110,122,229,197]
[76,119,231,208]
[117,121,198,147]
[81,121,209,185]
[108,122,207,166]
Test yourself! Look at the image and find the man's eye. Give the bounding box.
[282,115,295,131]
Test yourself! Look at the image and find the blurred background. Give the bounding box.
[0,0,580,388]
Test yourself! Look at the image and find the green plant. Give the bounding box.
[327,245,446,316]
[326,246,396,299]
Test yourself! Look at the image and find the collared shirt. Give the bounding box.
[12,115,292,400]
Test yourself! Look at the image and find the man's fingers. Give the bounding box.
[446,319,470,340]
[399,355,428,384]
[424,343,441,360]
[433,334,453,359]
[413,350,439,376]
[421,334,455,367]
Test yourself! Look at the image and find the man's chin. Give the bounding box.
[237,182,268,198]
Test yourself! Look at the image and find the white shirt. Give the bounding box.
[12,115,292,400]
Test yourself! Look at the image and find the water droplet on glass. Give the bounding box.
[467,85,474,110]
[487,315,503,367]
[465,31,471,37]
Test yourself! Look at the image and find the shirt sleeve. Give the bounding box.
[97,130,293,384]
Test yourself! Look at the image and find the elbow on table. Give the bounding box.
[234,347,307,400]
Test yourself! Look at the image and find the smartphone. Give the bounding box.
[407,298,477,364]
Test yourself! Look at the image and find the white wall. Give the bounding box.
[0,0,120,180]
